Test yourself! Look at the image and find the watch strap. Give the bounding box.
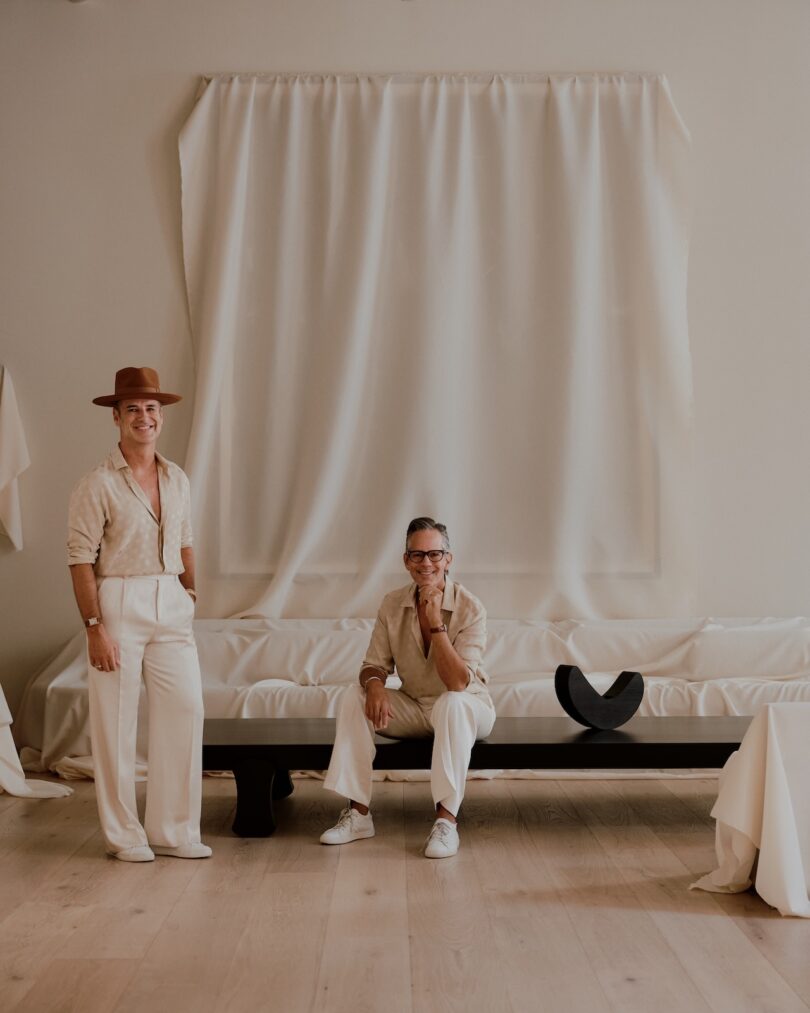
[430,624,447,634]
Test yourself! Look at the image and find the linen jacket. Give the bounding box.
[362,580,492,704]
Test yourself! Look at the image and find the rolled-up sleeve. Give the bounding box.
[452,606,488,687]
[361,611,395,678]
[67,476,105,566]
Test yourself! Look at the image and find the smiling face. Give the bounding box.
[403,527,452,591]
[113,398,164,450]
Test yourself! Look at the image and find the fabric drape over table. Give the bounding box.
[691,703,810,917]
[179,73,692,620]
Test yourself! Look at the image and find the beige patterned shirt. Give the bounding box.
[362,580,492,704]
[67,446,192,576]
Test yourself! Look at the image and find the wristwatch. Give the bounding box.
[84,617,102,629]
[430,624,447,634]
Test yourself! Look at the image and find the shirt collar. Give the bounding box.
[110,445,168,473]
[399,580,456,612]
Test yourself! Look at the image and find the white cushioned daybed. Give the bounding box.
[14,617,810,780]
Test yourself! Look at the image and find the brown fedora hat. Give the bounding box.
[93,366,182,407]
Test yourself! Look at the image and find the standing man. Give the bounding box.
[321,517,496,858]
[67,367,211,862]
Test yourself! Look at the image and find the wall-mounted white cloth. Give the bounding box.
[0,365,31,551]
[691,702,810,917]
[179,73,693,621]
[0,683,72,798]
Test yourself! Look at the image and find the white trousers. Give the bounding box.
[87,575,204,853]
[324,685,496,817]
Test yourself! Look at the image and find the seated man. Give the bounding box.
[321,517,495,858]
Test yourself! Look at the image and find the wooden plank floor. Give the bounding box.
[1,776,809,1013]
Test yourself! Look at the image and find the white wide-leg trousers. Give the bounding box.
[324,685,496,817]
[87,575,204,853]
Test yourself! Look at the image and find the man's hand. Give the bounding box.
[419,585,444,628]
[364,681,392,730]
[87,625,121,672]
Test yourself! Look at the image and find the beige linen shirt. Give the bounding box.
[67,446,192,576]
[362,580,492,704]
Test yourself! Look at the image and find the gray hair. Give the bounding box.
[405,517,450,552]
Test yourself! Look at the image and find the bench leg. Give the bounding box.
[231,760,277,837]
[271,768,294,800]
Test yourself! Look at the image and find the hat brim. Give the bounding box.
[93,390,182,406]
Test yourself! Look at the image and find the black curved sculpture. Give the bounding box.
[554,664,644,730]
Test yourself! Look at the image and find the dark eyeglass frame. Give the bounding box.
[405,549,448,563]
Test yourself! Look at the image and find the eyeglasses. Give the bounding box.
[405,549,448,563]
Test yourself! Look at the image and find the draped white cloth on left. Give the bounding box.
[0,365,31,551]
[0,685,72,798]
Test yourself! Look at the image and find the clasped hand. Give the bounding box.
[419,585,443,627]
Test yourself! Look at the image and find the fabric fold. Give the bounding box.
[691,702,810,917]
[0,365,31,551]
[179,73,693,621]
[0,687,72,799]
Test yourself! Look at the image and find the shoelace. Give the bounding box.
[429,821,452,843]
[336,807,355,828]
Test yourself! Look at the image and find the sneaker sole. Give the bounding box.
[152,846,213,859]
[319,828,376,845]
[106,850,155,863]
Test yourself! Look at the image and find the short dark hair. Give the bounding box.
[406,517,450,552]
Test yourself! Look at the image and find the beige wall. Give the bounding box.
[2,0,809,713]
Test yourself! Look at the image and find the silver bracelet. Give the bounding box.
[363,674,385,690]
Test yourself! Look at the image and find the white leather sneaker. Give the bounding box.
[424,818,459,858]
[152,843,213,859]
[320,807,375,845]
[108,845,155,863]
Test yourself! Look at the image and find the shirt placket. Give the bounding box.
[123,469,165,572]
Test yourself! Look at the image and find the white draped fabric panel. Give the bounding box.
[179,73,692,620]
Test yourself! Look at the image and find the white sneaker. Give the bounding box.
[320,807,375,845]
[108,845,155,863]
[424,818,459,859]
[152,843,213,859]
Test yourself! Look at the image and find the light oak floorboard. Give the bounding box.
[0,786,99,922]
[111,884,257,1013]
[560,778,809,1013]
[461,773,607,1013]
[11,958,139,1013]
[464,779,611,1013]
[0,900,98,1008]
[509,778,713,1013]
[216,872,333,1013]
[1,778,810,1013]
[404,781,511,1013]
[314,780,412,1013]
[216,780,341,1012]
[655,778,810,1007]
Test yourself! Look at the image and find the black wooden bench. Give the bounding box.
[202,714,751,837]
